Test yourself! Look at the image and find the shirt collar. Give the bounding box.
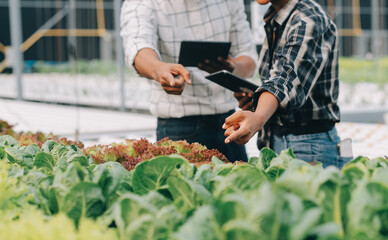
[263,0,298,26]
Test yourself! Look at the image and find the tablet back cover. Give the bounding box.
[178,41,231,67]
[205,70,259,93]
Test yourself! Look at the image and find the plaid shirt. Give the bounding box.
[121,0,258,118]
[254,0,340,149]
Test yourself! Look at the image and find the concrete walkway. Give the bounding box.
[0,99,156,139]
[1,98,387,159]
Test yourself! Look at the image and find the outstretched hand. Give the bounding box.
[156,62,191,95]
[134,48,192,95]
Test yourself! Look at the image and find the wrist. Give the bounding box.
[150,61,164,81]
[135,48,164,81]
[252,111,267,130]
[251,91,278,127]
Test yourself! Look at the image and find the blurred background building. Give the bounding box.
[0,0,387,120]
[0,0,386,69]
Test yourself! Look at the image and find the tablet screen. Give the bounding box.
[205,70,259,93]
[178,41,231,67]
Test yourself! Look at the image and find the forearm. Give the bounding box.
[253,91,279,127]
[133,48,162,81]
[233,56,257,79]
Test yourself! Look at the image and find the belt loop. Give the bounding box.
[327,127,337,142]
[283,135,287,149]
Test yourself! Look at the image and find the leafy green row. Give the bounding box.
[0,135,387,240]
[84,138,229,171]
[0,119,85,149]
[1,119,228,169]
[0,168,118,240]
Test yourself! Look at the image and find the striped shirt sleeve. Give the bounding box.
[259,13,336,112]
[120,0,160,73]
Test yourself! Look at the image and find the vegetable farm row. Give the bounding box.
[0,119,387,240]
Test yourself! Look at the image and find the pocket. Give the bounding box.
[286,131,338,167]
[337,156,352,169]
[287,140,316,161]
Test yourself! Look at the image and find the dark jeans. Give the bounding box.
[156,110,248,162]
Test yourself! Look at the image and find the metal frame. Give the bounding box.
[2,0,127,111]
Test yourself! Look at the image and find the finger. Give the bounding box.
[224,111,243,126]
[224,123,240,138]
[241,102,253,111]
[166,75,175,86]
[160,78,174,87]
[202,59,224,73]
[173,74,184,84]
[225,130,240,144]
[238,96,252,109]
[234,92,247,101]
[223,121,239,130]
[164,86,184,95]
[224,126,233,137]
[162,81,184,93]
[216,56,229,65]
[234,92,247,97]
[176,65,191,85]
[205,59,223,70]
[224,126,238,143]
[225,128,248,144]
[177,75,189,86]
[182,72,191,85]
[217,56,233,71]
[197,62,215,73]
[172,78,186,93]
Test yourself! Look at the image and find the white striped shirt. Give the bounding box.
[120,0,258,118]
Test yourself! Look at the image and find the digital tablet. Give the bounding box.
[178,41,231,67]
[205,70,259,93]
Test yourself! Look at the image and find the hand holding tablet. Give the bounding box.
[178,41,259,93]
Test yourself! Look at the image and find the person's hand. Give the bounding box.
[234,92,253,110]
[224,91,278,145]
[222,110,264,145]
[155,62,191,95]
[197,56,236,73]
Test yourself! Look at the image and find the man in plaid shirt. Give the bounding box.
[120,0,258,162]
[224,0,352,168]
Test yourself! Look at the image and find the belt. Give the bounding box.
[272,120,335,136]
